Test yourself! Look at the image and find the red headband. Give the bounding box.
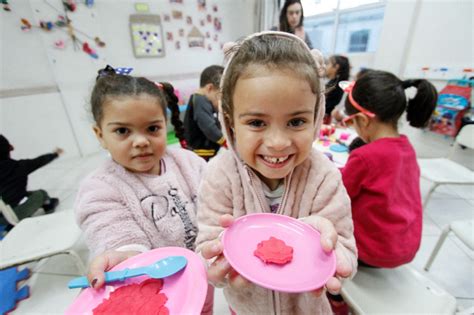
[339,81,375,118]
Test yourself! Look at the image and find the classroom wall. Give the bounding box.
[373,0,472,85]
[0,0,255,159]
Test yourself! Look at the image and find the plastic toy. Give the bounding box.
[222,213,336,293]
[68,256,187,289]
[0,267,31,314]
[65,247,207,315]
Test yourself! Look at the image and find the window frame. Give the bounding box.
[304,0,386,55]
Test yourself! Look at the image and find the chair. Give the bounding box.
[418,124,474,208]
[341,265,457,314]
[0,200,85,274]
[424,220,474,271]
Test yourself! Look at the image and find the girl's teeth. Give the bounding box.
[263,156,289,164]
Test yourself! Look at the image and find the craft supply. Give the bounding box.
[254,237,293,265]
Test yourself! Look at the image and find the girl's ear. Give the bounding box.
[355,113,370,128]
[93,125,107,149]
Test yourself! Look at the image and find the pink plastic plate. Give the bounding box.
[222,213,336,293]
[65,247,207,315]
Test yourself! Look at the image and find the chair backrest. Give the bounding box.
[456,124,474,149]
[0,199,19,225]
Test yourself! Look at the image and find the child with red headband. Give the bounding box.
[340,70,437,268]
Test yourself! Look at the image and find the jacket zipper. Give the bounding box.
[245,166,293,315]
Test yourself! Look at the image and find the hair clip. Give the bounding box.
[97,65,134,78]
[339,80,375,118]
[114,67,134,75]
[155,82,163,90]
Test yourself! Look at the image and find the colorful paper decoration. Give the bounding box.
[134,2,149,12]
[187,26,204,48]
[130,14,165,58]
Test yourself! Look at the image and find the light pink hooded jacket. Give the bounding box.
[196,32,357,315]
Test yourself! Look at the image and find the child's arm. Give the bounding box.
[193,99,225,145]
[299,165,357,295]
[195,158,249,289]
[75,177,152,257]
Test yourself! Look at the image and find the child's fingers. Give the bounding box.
[300,216,337,252]
[201,240,223,260]
[207,255,232,287]
[315,217,337,252]
[228,268,250,290]
[310,287,325,297]
[87,254,108,289]
[325,276,342,295]
[335,248,352,278]
[88,250,140,289]
[219,214,234,228]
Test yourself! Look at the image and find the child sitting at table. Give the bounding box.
[340,70,437,268]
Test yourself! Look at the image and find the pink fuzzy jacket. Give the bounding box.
[196,149,357,315]
[75,148,206,257]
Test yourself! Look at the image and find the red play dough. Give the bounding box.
[254,236,293,265]
[93,279,169,315]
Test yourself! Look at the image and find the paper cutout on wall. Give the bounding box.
[179,28,184,37]
[205,31,210,38]
[130,14,165,58]
[170,0,183,3]
[187,26,204,48]
[207,43,212,51]
[163,14,170,22]
[197,0,206,11]
[214,17,221,31]
[172,10,183,19]
[212,4,218,12]
[213,34,218,42]
[200,19,205,26]
[19,2,104,59]
[186,16,192,25]
[166,31,173,41]
[206,14,211,23]
[175,40,181,50]
[134,3,149,12]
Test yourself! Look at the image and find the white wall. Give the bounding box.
[374,0,473,84]
[1,0,255,158]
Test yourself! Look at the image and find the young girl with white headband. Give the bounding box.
[196,31,357,314]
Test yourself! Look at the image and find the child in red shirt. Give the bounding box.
[340,70,437,268]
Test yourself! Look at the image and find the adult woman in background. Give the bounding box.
[272,0,313,48]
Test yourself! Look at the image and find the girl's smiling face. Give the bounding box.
[93,94,167,175]
[232,68,317,190]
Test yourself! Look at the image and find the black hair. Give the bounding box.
[200,65,224,88]
[355,68,373,80]
[279,0,304,33]
[329,55,350,81]
[345,70,438,128]
[0,134,12,160]
[91,67,185,143]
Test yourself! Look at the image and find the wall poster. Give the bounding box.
[129,14,165,58]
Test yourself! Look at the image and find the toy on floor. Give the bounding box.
[0,267,31,314]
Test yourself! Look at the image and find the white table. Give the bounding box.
[313,126,357,168]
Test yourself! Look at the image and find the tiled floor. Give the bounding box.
[4,128,474,314]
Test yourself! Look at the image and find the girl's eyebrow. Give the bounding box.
[290,110,314,116]
[107,119,165,126]
[238,112,267,118]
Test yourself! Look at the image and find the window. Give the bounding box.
[303,0,385,55]
[348,30,369,52]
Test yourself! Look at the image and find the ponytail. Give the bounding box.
[158,82,186,145]
[403,79,438,128]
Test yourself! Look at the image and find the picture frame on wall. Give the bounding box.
[129,14,165,58]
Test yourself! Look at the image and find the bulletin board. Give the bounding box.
[130,14,165,58]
